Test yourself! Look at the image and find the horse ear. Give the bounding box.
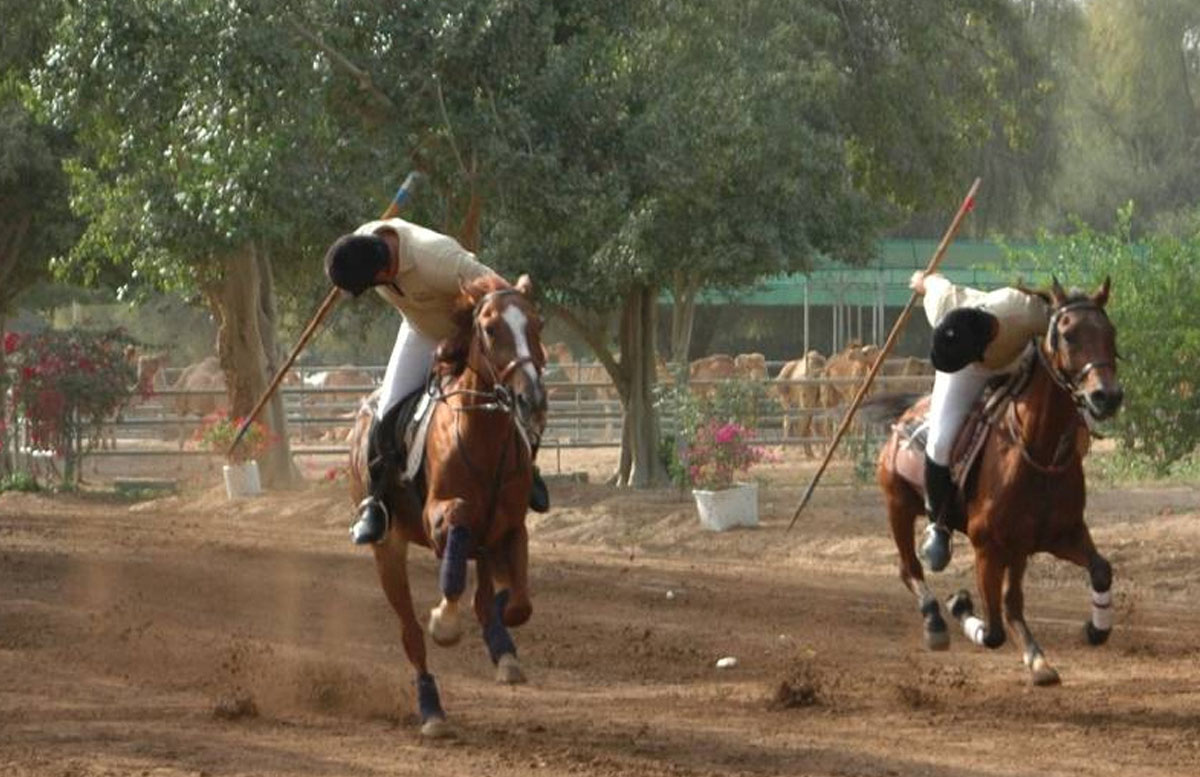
[1093,275,1111,308]
[515,273,534,297]
[1050,276,1067,306]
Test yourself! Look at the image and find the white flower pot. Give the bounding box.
[222,460,262,499]
[692,481,758,531]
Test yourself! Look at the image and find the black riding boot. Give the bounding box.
[920,457,956,572]
[350,403,407,545]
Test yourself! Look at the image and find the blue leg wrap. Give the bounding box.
[439,524,470,598]
[484,589,517,664]
[416,672,445,722]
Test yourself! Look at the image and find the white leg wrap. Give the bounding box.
[962,615,987,646]
[1091,589,1113,631]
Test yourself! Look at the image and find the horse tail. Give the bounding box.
[860,392,925,425]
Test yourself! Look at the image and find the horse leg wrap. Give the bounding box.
[416,672,445,722]
[962,615,987,646]
[1091,589,1113,632]
[484,589,518,664]
[439,524,471,599]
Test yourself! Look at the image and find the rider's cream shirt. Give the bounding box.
[923,274,1050,370]
[355,218,497,341]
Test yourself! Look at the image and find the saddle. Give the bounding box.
[891,349,1036,513]
[366,381,437,505]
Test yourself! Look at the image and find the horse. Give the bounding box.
[875,278,1122,686]
[347,273,546,737]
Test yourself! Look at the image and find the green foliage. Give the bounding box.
[0,471,40,493]
[1005,205,1200,471]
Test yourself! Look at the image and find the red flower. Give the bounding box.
[3,332,19,354]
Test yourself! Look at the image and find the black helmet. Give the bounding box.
[323,234,391,297]
[930,307,998,373]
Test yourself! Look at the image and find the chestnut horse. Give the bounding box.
[348,274,546,737]
[876,278,1122,685]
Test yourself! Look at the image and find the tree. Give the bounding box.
[31,0,387,486]
[0,0,78,474]
[1052,0,1200,232]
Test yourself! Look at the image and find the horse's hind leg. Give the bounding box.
[884,483,948,651]
[428,498,470,647]
[372,539,452,738]
[1049,525,1114,646]
[1002,556,1060,686]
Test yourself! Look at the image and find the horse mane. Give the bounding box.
[434,274,513,378]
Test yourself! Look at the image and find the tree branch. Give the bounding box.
[543,300,625,389]
[285,15,397,113]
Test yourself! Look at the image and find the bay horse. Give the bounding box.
[348,274,546,737]
[876,278,1122,685]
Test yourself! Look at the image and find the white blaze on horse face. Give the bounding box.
[502,305,540,385]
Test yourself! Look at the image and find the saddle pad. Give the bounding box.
[403,387,435,482]
[892,366,1027,499]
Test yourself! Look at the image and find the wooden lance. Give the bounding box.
[226,172,423,457]
[786,177,982,530]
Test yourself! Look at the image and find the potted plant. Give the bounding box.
[195,411,271,498]
[682,419,770,531]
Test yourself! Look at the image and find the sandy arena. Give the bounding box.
[2,449,1199,776]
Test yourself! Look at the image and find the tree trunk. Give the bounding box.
[615,283,667,488]
[0,314,10,477]
[547,294,666,489]
[254,249,299,486]
[669,271,700,379]
[205,243,294,489]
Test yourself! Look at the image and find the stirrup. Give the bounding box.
[350,497,390,545]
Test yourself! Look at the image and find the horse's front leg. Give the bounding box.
[478,525,532,685]
[1002,556,1060,686]
[371,537,452,738]
[1049,524,1114,646]
[427,497,471,647]
[948,546,1007,650]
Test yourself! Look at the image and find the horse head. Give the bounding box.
[451,274,547,432]
[1042,276,1123,421]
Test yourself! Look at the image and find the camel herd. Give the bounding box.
[103,343,930,454]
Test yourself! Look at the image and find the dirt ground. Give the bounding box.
[2,448,1199,777]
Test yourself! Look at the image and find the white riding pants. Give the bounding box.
[378,319,438,418]
[926,362,1002,466]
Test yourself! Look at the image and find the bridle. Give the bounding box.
[1007,297,1115,472]
[472,289,542,388]
[1039,299,1116,408]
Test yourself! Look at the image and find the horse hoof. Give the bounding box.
[420,716,456,739]
[1031,665,1061,687]
[924,628,950,651]
[1084,621,1111,646]
[428,609,464,647]
[495,653,527,685]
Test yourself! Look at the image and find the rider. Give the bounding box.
[909,270,1050,571]
[324,217,550,545]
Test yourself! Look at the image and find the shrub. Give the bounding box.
[682,419,770,491]
[194,410,273,464]
[4,328,138,483]
[1004,204,1200,473]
